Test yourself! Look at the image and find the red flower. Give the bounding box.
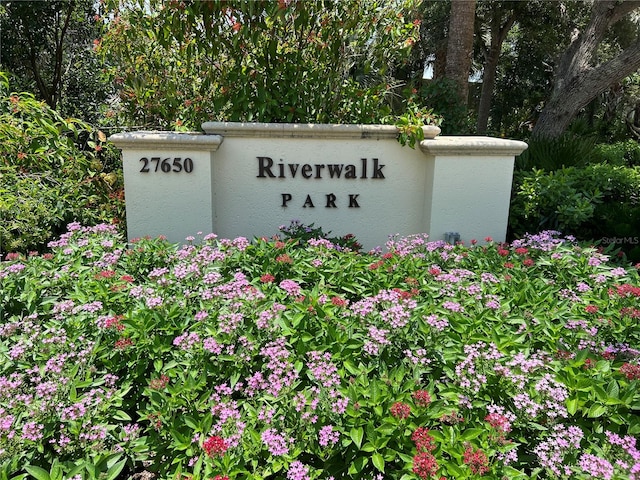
[115,337,133,349]
[390,402,411,419]
[276,254,292,264]
[150,374,170,390]
[497,248,509,257]
[260,273,275,283]
[620,307,640,318]
[463,444,489,475]
[514,247,528,255]
[203,435,228,457]
[213,476,230,480]
[120,274,135,283]
[412,427,436,452]
[95,270,116,279]
[585,305,599,314]
[485,413,510,433]
[331,296,348,307]
[620,363,640,380]
[523,258,534,267]
[413,451,438,479]
[412,390,432,407]
[615,284,640,297]
[105,315,125,331]
[369,260,384,270]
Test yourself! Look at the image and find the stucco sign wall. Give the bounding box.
[110,123,527,250]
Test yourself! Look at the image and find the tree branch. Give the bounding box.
[579,39,640,103]
[52,1,76,109]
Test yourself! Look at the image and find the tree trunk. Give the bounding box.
[533,1,640,138]
[476,11,515,134]
[535,41,640,138]
[444,0,476,107]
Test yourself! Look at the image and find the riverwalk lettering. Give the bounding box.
[256,156,385,179]
[256,156,386,209]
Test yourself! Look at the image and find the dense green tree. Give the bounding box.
[98,0,426,129]
[0,0,111,122]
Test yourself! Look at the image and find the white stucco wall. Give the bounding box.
[111,124,526,250]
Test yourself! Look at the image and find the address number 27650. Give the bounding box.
[139,157,194,173]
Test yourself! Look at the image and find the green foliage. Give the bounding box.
[593,140,640,167]
[515,134,599,171]
[418,78,472,135]
[2,225,640,479]
[278,220,363,252]
[509,164,640,260]
[99,0,438,135]
[0,74,125,254]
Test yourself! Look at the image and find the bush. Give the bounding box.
[514,134,599,171]
[99,0,434,131]
[593,140,640,167]
[0,72,125,254]
[1,225,640,479]
[509,164,640,261]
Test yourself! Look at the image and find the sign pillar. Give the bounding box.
[110,132,223,241]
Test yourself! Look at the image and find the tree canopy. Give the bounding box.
[2,0,640,140]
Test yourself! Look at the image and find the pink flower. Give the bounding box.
[279,279,301,296]
[318,425,339,447]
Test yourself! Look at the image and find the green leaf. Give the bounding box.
[460,428,483,441]
[24,466,50,480]
[566,397,579,415]
[112,410,132,421]
[607,380,620,400]
[372,453,385,472]
[348,456,368,475]
[587,403,607,418]
[350,427,364,449]
[104,459,127,480]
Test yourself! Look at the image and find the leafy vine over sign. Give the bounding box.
[98,0,440,146]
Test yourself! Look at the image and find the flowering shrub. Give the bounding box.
[0,72,125,254]
[1,225,640,479]
[98,0,439,136]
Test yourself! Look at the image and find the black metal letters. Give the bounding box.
[140,157,193,173]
